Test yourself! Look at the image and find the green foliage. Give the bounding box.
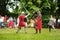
[1,0,57,16]
[0,0,59,28]
[30,5,40,11]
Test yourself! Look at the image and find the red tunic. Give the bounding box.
[4,16,8,22]
[19,15,25,27]
[8,21,14,28]
[35,16,42,30]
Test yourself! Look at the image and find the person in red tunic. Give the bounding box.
[4,15,8,22]
[16,11,29,33]
[34,11,42,33]
[4,15,8,27]
[8,16,14,28]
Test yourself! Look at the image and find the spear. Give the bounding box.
[24,6,30,17]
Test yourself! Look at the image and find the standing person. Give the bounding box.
[13,17,17,28]
[28,19,34,28]
[4,15,8,22]
[0,15,4,28]
[8,16,14,28]
[4,15,8,27]
[57,19,60,29]
[34,11,42,34]
[48,15,56,32]
[16,11,29,33]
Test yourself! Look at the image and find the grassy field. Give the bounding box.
[0,28,60,40]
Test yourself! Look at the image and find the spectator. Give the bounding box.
[7,16,14,28]
[4,15,8,27]
[0,15,4,28]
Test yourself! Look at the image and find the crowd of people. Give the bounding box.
[0,11,60,34]
[0,15,15,28]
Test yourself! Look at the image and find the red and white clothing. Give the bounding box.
[8,21,14,28]
[34,15,42,30]
[8,17,14,28]
[4,16,8,22]
[18,15,26,27]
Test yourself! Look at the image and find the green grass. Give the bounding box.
[0,28,60,40]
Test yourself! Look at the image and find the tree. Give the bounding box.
[0,0,8,15]
[0,0,58,18]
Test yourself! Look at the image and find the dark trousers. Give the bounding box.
[48,25,52,32]
[16,26,27,33]
[35,28,41,33]
[0,22,4,28]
